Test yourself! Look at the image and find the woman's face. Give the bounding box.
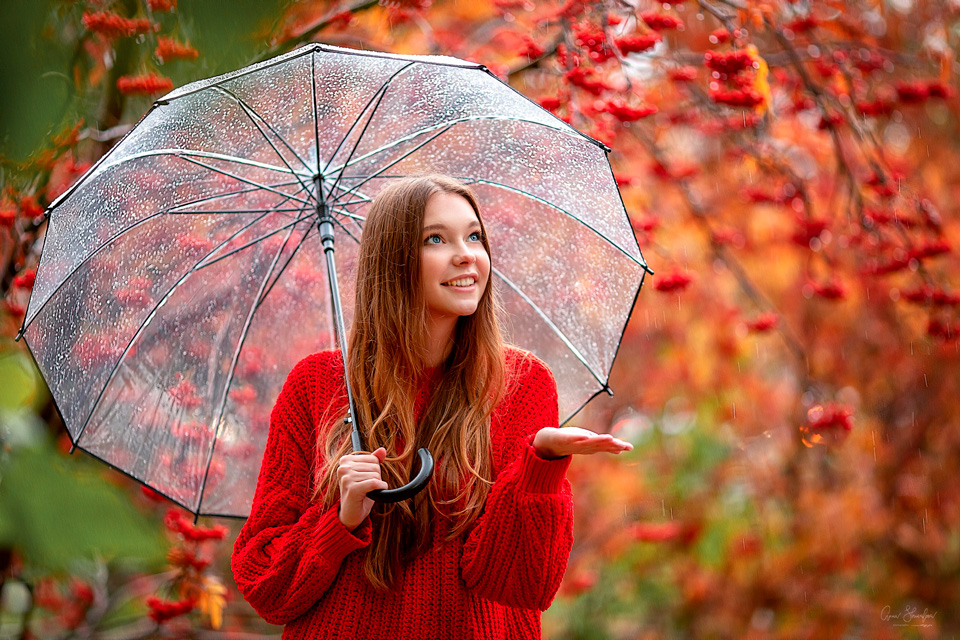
[419,192,491,324]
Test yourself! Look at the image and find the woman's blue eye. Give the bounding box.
[425,234,442,244]
[469,232,482,242]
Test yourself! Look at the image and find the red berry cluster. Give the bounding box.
[117,72,174,95]
[164,508,228,542]
[145,595,196,624]
[155,36,199,63]
[82,11,157,38]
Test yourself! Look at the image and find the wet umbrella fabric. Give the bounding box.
[18,44,649,518]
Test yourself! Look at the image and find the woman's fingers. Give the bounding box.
[345,478,389,494]
[535,426,633,457]
[336,447,388,530]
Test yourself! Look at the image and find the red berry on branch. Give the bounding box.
[0,207,16,229]
[925,81,954,98]
[147,0,177,11]
[615,33,662,55]
[117,72,174,96]
[785,16,820,33]
[704,49,753,74]
[709,28,731,44]
[745,312,779,333]
[155,36,199,63]
[639,12,684,31]
[146,596,196,624]
[82,11,158,38]
[908,239,950,261]
[709,87,764,108]
[895,80,930,103]
[655,270,693,293]
[601,99,657,121]
[855,97,894,116]
[806,403,854,431]
[13,268,36,290]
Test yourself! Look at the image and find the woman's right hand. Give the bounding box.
[337,447,388,531]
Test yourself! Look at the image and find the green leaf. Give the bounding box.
[0,442,168,573]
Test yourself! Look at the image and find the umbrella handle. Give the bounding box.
[367,447,435,503]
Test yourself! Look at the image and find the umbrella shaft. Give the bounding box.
[318,209,363,452]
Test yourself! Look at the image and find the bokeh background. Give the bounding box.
[1,1,959,638]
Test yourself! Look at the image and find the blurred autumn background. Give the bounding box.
[1,0,959,638]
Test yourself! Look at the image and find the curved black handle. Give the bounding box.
[367,447,434,503]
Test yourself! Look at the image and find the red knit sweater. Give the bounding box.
[231,349,574,639]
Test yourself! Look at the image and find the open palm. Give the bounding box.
[532,427,633,459]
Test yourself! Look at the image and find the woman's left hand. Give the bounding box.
[532,427,633,459]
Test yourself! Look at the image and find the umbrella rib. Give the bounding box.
[321,62,416,178]
[20,184,309,332]
[332,208,365,222]
[100,148,310,181]
[165,179,303,211]
[326,66,410,204]
[328,183,373,237]
[72,190,309,447]
[491,266,606,387]
[329,125,455,205]
[312,53,321,174]
[211,86,316,193]
[467,178,647,269]
[167,207,306,215]
[195,210,314,271]
[178,156,315,206]
[253,225,314,312]
[326,115,577,176]
[328,182,374,212]
[196,219,302,514]
[328,210,362,245]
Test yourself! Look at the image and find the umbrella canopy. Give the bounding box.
[18,43,649,518]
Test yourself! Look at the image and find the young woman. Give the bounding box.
[231,174,631,638]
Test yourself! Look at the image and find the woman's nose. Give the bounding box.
[453,245,478,265]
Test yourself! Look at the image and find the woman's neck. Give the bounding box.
[424,314,457,368]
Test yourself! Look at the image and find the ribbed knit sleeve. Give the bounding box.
[231,354,369,625]
[460,354,575,611]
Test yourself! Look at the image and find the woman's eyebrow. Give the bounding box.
[422,221,482,233]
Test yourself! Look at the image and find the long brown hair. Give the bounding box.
[314,174,506,589]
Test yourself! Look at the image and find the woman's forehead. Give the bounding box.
[422,192,480,228]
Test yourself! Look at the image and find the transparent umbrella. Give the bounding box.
[17,43,650,518]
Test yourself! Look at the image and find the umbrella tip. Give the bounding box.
[603,385,614,397]
[14,327,24,342]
